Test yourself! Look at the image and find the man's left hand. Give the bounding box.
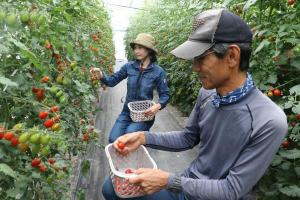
[129,168,169,195]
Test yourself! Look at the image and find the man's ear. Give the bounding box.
[226,45,241,69]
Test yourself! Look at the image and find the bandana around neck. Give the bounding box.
[212,73,255,108]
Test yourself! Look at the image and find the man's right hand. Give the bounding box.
[89,67,103,81]
[113,131,146,156]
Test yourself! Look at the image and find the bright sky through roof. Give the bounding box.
[103,0,146,60]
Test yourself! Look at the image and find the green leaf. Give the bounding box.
[292,103,300,114]
[279,149,300,159]
[222,0,234,7]
[290,85,300,95]
[290,58,300,69]
[279,185,300,197]
[295,167,300,177]
[0,44,10,53]
[271,155,282,166]
[243,0,259,11]
[0,163,17,178]
[254,40,270,54]
[8,38,43,71]
[0,76,18,87]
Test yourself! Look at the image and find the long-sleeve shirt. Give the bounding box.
[101,60,170,110]
[145,87,288,200]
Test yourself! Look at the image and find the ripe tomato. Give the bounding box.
[282,140,289,148]
[31,158,41,167]
[4,132,14,140]
[296,114,300,120]
[50,106,59,113]
[118,142,125,150]
[0,126,5,139]
[41,76,50,83]
[83,133,89,141]
[39,111,48,119]
[48,158,55,165]
[32,87,39,93]
[45,40,52,49]
[11,137,19,147]
[272,89,281,97]
[44,119,54,128]
[288,0,296,6]
[39,164,47,173]
[36,89,45,101]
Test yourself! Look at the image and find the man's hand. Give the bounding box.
[89,67,103,81]
[129,168,170,195]
[113,132,146,156]
[144,103,161,117]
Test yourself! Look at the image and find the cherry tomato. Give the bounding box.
[39,111,48,119]
[118,142,125,150]
[31,158,41,167]
[44,119,54,128]
[272,89,281,97]
[4,132,14,140]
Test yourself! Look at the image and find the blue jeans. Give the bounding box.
[108,111,154,143]
[102,177,186,200]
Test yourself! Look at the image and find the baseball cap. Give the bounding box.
[171,9,253,60]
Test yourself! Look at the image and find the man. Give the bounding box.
[102,8,288,200]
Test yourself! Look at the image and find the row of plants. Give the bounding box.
[125,0,300,199]
[0,0,114,199]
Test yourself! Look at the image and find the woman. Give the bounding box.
[90,33,170,143]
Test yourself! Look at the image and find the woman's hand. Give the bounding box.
[144,103,161,117]
[89,67,103,81]
[113,131,146,156]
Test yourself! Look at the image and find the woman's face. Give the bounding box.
[133,44,150,61]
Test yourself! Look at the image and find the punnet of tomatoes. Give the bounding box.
[0,0,114,199]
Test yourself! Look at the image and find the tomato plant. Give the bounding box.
[0,0,113,199]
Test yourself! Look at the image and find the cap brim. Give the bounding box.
[171,40,213,60]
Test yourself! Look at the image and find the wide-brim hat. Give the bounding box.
[130,33,158,54]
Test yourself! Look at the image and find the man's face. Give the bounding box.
[192,51,231,90]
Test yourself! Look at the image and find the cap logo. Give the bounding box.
[192,18,205,32]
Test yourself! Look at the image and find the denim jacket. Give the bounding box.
[101,60,170,111]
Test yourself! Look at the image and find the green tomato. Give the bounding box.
[5,13,17,27]
[37,15,46,25]
[50,86,59,94]
[30,12,39,23]
[56,75,64,84]
[40,135,51,145]
[30,134,40,144]
[293,44,300,55]
[41,146,50,156]
[31,144,40,155]
[13,123,23,133]
[20,12,30,23]
[56,90,63,97]
[59,96,67,104]
[70,61,77,69]
[19,133,30,143]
